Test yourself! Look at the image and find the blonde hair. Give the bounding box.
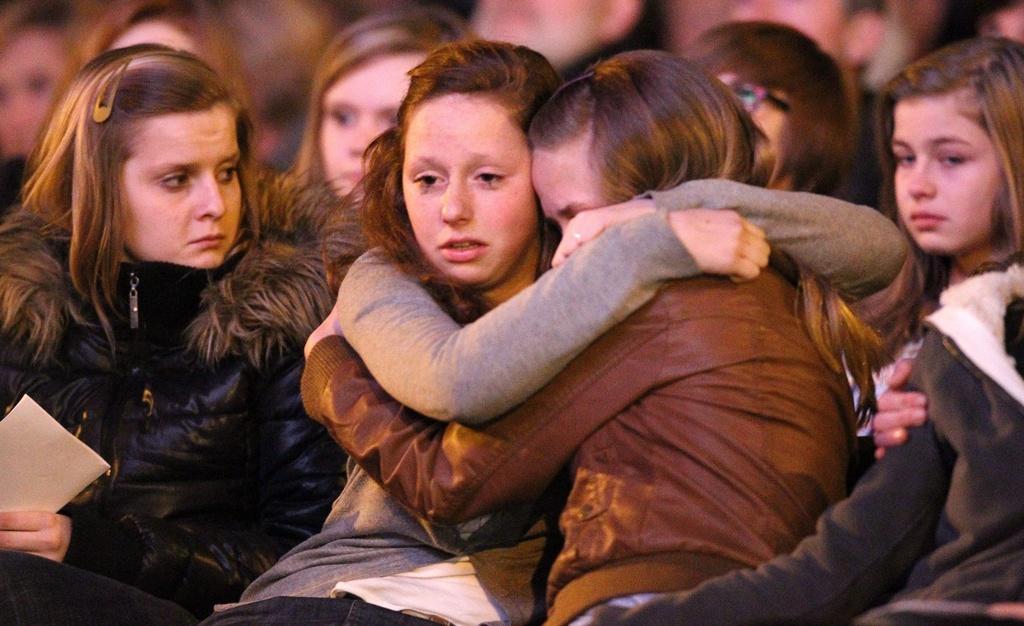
[293,6,468,189]
[22,44,259,346]
[863,37,1024,356]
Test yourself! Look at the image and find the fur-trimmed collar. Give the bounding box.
[0,174,354,370]
[927,263,1024,406]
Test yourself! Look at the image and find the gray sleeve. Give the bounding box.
[337,212,694,423]
[647,179,907,300]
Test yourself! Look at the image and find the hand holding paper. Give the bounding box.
[0,395,110,513]
[0,510,73,561]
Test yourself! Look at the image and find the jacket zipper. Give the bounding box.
[100,272,143,499]
[129,272,139,330]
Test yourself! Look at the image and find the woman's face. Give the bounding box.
[531,128,608,228]
[0,28,67,159]
[320,52,424,197]
[403,93,540,305]
[892,92,1003,276]
[121,104,242,268]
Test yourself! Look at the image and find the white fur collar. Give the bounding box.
[926,264,1024,407]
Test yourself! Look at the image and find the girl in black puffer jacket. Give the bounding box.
[0,45,348,621]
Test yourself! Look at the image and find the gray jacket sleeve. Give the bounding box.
[338,212,692,423]
[647,178,906,300]
[339,180,906,424]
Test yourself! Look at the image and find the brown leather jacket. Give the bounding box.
[302,270,857,625]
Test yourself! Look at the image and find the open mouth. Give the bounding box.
[441,239,486,262]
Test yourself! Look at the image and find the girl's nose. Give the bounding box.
[440,182,472,224]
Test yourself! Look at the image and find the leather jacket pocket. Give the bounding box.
[560,466,652,569]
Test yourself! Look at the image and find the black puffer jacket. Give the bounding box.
[0,178,349,617]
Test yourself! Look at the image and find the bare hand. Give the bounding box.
[0,511,72,562]
[552,199,656,268]
[668,209,769,281]
[873,359,927,459]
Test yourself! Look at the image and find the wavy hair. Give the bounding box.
[348,40,561,322]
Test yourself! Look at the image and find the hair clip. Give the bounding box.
[92,61,131,123]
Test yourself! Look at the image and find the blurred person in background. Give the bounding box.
[293,6,468,199]
[729,0,887,208]
[730,0,886,69]
[73,0,250,120]
[978,0,1024,41]
[657,0,732,55]
[220,0,343,171]
[470,0,661,77]
[0,0,78,216]
[690,21,857,197]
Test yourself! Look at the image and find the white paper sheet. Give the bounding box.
[0,395,110,512]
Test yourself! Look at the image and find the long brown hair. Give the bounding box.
[530,50,882,418]
[351,40,561,322]
[22,44,259,347]
[862,37,1024,356]
[292,6,469,189]
[689,21,857,196]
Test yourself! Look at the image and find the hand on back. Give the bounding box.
[667,209,768,280]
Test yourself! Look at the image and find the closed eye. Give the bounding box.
[478,172,503,186]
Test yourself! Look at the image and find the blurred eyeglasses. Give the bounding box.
[730,82,790,114]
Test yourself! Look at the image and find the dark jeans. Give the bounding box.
[0,551,196,626]
[200,596,448,625]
